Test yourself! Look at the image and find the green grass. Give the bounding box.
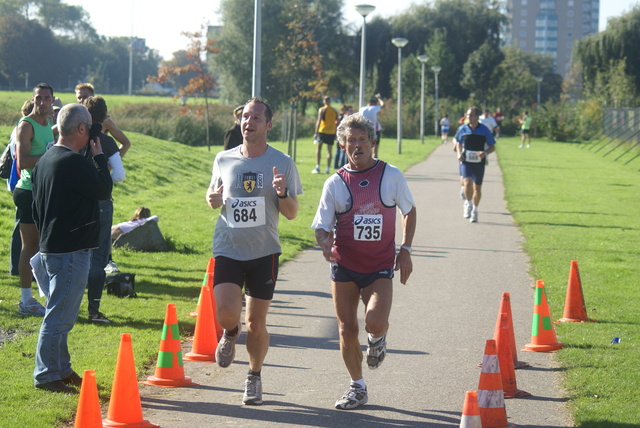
[0,125,437,428]
[496,138,640,427]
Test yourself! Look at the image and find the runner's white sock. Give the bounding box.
[351,377,366,389]
[21,287,32,304]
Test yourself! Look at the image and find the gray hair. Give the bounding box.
[58,104,91,137]
[336,113,376,145]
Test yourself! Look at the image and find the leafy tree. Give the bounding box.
[148,28,218,150]
[461,40,504,106]
[0,14,63,87]
[574,6,640,106]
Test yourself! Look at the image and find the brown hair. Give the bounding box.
[129,206,151,221]
[82,95,109,124]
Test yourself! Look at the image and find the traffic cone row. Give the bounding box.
[459,260,593,425]
[74,258,219,426]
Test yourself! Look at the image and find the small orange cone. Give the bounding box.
[478,340,515,428]
[184,283,218,362]
[459,390,482,428]
[143,303,195,387]
[557,261,595,323]
[103,334,158,428]
[73,370,101,428]
[497,313,531,399]
[493,293,529,369]
[522,280,563,352]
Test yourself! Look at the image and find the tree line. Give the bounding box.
[2,0,638,140]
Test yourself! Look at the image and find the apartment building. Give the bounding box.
[504,0,599,77]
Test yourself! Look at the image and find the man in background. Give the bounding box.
[360,94,384,158]
[312,96,338,174]
[75,83,131,157]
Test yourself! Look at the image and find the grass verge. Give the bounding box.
[0,126,437,428]
[496,138,640,427]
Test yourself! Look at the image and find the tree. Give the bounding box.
[148,28,218,150]
[574,6,640,105]
[461,40,504,106]
[271,1,328,104]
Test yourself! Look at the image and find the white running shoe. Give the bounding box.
[215,323,241,368]
[242,375,263,405]
[470,210,478,223]
[18,297,45,316]
[366,334,387,369]
[311,167,320,174]
[463,201,472,219]
[335,384,368,410]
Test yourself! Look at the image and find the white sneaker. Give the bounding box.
[526,144,530,148]
[215,323,241,368]
[335,384,368,410]
[242,375,263,405]
[325,167,330,174]
[518,144,523,148]
[463,201,472,219]
[470,210,478,223]
[18,297,45,316]
[366,334,387,369]
[311,167,320,174]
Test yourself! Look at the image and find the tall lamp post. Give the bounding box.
[391,37,408,154]
[355,4,375,110]
[432,65,442,137]
[252,0,262,97]
[417,55,429,144]
[535,76,543,112]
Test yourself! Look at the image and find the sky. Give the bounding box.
[67,0,639,60]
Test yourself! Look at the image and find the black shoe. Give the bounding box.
[62,371,83,387]
[35,380,78,393]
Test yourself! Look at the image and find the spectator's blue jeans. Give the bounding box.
[34,250,91,385]
[87,199,113,315]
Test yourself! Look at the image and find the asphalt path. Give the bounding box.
[138,144,575,427]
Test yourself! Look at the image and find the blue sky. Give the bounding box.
[67,0,639,60]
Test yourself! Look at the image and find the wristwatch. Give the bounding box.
[277,188,289,199]
[400,245,412,254]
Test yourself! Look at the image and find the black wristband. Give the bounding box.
[277,188,289,199]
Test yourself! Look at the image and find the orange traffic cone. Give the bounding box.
[74,370,102,428]
[493,292,529,369]
[557,261,595,323]
[184,283,218,362]
[143,303,195,387]
[103,334,158,428]
[205,257,215,274]
[522,280,563,352]
[477,339,515,428]
[497,313,531,399]
[459,390,482,428]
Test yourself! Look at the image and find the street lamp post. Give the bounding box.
[252,0,262,97]
[432,65,442,137]
[355,4,375,110]
[535,76,543,112]
[391,37,408,154]
[417,55,429,144]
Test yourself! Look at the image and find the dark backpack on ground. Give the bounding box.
[105,273,137,298]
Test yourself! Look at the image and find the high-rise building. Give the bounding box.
[504,0,599,77]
